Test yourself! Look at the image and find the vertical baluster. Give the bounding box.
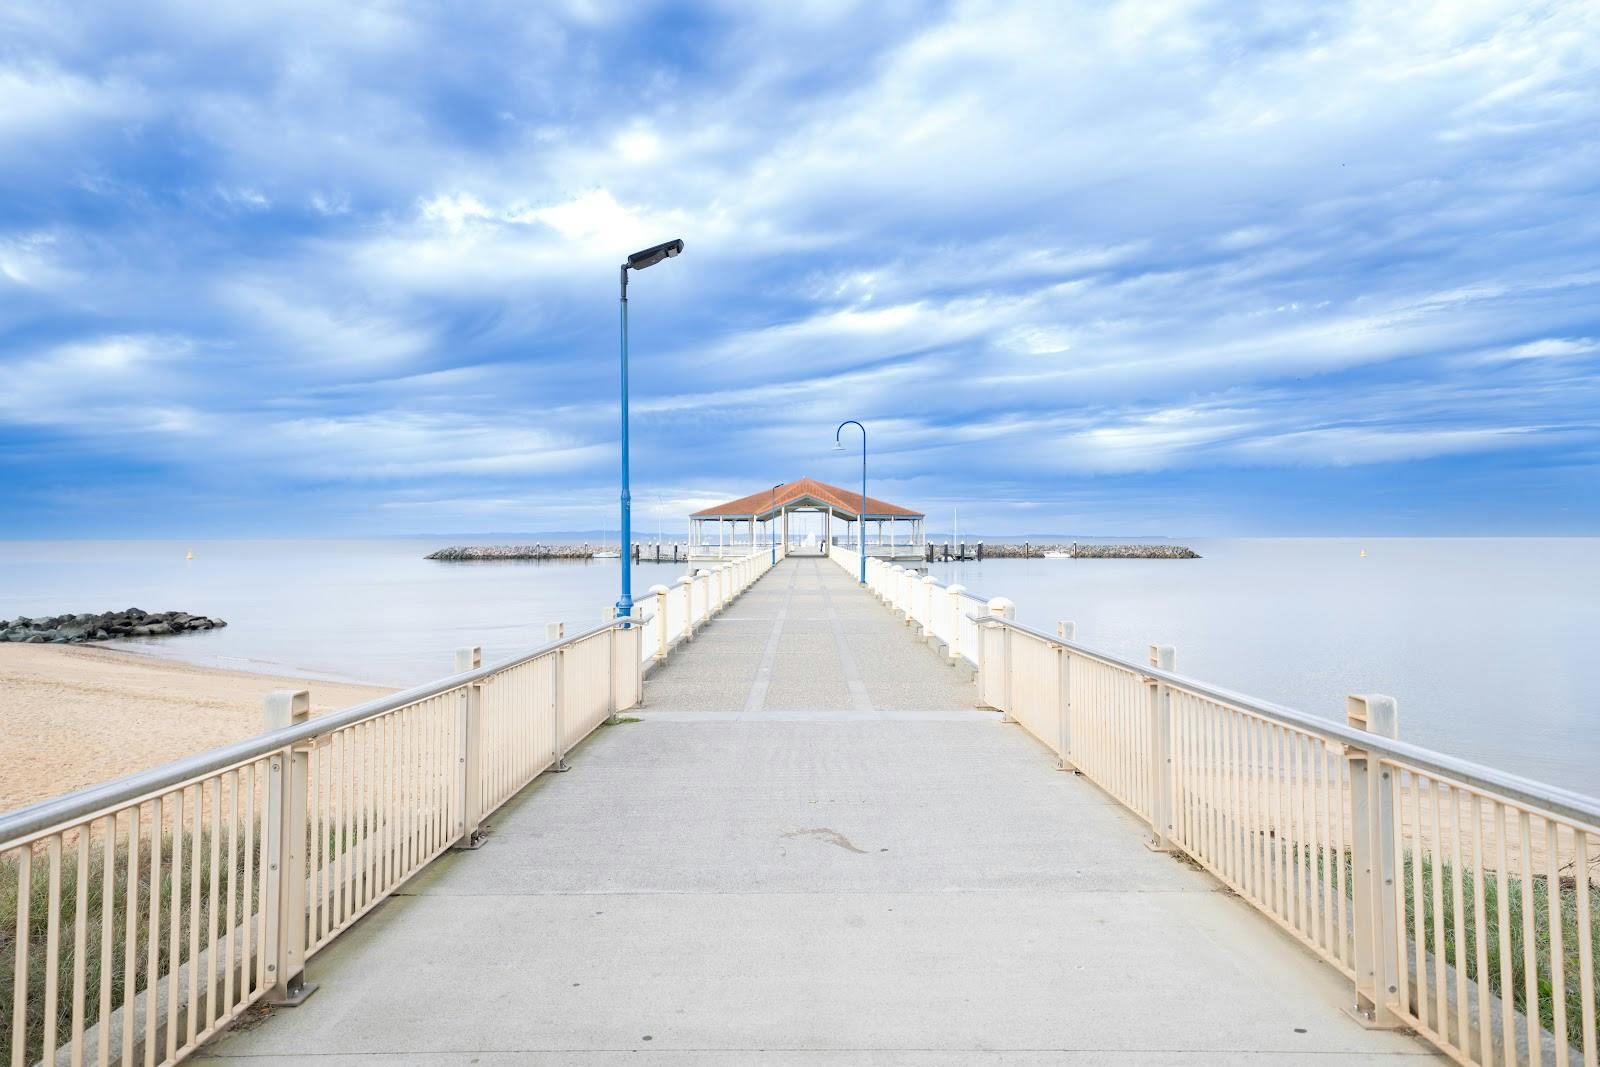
[43,835,62,1065]
[1390,768,1413,1021]
[1469,793,1492,1065]
[1574,830,1594,1067]
[206,777,222,1033]
[1433,780,1459,1036]
[1496,802,1516,1067]
[12,845,31,1067]
[1411,778,1431,1032]
[1321,745,1335,954]
[99,815,116,1067]
[1546,820,1568,1067]
[144,795,162,1067]
[1333,749,1348,969]
[121,806,139,1067]
[187,786,203,1046]
[1447,787,1469,1054]
[165,790,184,1060]
[1519,811,1540,1067]
[73,827,93,1065]
[241,766,257,999]
[224,772,238,1021]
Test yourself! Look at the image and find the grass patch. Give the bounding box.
[1403,851,1597,1050]
[2,820,366,1065]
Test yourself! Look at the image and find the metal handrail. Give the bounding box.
[0,617,629,846]
[970,612,1600,829]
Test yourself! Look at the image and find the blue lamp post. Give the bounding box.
[617,238,684,620]
[833,420,866,585]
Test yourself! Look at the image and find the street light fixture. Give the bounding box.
[616,238,684,620]
[833,420,866,585]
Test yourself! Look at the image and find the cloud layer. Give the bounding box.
[2,0,1597,536]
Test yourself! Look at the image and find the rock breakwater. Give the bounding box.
[1,609,228,644]
[996,542,1198,559]
[426,545,615,561]
[929,542,1199,560]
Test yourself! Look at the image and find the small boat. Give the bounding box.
[592,549,621,559]
[185,549,194,561]
[1042,550,1073,559]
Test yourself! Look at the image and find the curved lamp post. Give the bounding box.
[617,238,684,620]
[770,483,781,565]
[833,420,866,585]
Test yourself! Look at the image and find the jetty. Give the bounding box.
[3,542,1596,1065]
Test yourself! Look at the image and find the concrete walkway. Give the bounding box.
[201,557,1442,1064]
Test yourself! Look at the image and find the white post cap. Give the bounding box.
[987,596,1015,620]
[678,575,695,585]
[947,584,966,595]
[649,584,670,595]
[921,574,939,584]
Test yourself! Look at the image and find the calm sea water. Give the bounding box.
[0,539,688,688]
[0,538,1593,793]
[929,539,1598,793]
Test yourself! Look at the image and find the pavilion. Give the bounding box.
[688,477,926,562]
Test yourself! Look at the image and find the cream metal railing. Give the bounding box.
[1,548,778,1067]
[832,550,1599,1065]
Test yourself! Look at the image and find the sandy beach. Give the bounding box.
[0,644,393,814]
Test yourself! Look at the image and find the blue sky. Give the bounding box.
[2,1,1597,538]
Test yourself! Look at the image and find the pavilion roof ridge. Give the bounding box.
[690,476,923,519]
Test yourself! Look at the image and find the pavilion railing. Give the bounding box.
[1,548,778,1067]
[831,551,1599,1066]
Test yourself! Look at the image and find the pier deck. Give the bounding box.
[199,558,1441,1064]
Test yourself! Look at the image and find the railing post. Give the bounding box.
[679,575,696,639]
[947,585,965,661]
[1056,622,1076,770]
[1347,694,1402,1028]
[547,622,570,772]
[1145,645,1175,851]
[605,617,619,725]
[262,689,316,1005]
[651,584,670,659]
[919,575,938,636]
[696,569,710,623]
[452,647,485,850]
[985,597,1015,718]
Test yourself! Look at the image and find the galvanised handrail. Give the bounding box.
[969,611,1600,830]
[0,619,621,849]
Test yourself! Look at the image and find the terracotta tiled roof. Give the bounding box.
[690,477,923,519]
